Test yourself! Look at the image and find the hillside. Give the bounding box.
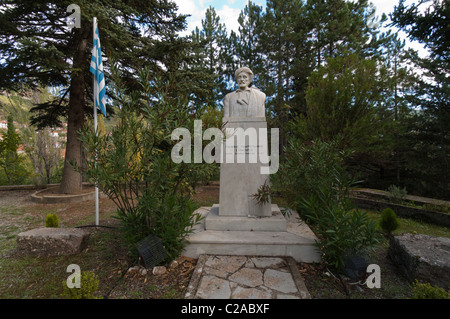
[0,90,37,125]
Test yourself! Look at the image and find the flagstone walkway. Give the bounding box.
[185,255,311,299]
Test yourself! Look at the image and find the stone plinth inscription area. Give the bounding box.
[219,119,271,218]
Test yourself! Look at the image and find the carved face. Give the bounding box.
[237,72,251,89]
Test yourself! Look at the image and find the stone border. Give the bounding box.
[286,257,311,299]
[0,184,59,191]
[352,197,450,227]
[184,255,311,299]
[185,254,208,299]
[30,186,105,204]
[352,188,450,207]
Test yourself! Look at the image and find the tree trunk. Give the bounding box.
[59,26,90,194]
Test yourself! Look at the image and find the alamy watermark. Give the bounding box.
[66,264,81,289]
[366,264,381,289]
[66,4,81,29]
[171,120,279,174]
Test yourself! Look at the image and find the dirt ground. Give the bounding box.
[0,185,415,299]
[0,187,197,299]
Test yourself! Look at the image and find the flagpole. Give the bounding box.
[93,16,99,226]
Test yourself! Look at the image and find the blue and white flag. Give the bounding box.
[90,18,106,117]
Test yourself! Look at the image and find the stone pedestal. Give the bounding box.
[219,117,271,217]
[205,205,286,232]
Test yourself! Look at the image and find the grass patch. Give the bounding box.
[366,210,449,238]
[0,226,130,299]
[0,206,25,216]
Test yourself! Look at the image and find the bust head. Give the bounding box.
[235,67,253,90]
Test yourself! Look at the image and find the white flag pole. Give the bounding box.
[93,17,99,226]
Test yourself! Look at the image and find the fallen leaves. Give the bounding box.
[106,256,198,299]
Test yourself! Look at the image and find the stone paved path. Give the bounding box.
[185,255,310,299]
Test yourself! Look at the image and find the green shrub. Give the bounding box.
[273,138,351,220]
[412,280,449,299]
[300,191,380,271]
[78,68,209,261]
[45,213,59,227]
[387,185,407,203]
[379,208,400,235]
[62,271,102,299]
[276,137,379,271]
[117,192,202,261]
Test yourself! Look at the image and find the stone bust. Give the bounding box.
[223,67,266,119]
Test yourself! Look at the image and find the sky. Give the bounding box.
[172,0,427,55]
[174,0,265,36]
[174,0,399,35]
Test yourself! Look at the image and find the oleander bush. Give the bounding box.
[78,65,211,261]
[300,189,379,271]
[277,138,380,271]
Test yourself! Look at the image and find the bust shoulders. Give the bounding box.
[250,86,265,97]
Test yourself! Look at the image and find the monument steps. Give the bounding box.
[183,205,321,263]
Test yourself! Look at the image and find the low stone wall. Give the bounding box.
[352,188,450,207]
[351,197,450,227]
[0,184,57,191]
[30,186,100,204]
[0,182,95,192]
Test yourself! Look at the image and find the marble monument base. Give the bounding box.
[219,118,272,218]
[205,204,287,232]
[183,204,321,263]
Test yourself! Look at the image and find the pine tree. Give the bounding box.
[0,0,187,193]
[390,0,449,198]
[379,32,417,185]
[190,6,230,109]
[258,0,304,149]
[231,0,387,150]
[302,53,385,148]
[236,1,264,70]
[0,115,27,184]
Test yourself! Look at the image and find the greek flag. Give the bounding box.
[90,18,106,117]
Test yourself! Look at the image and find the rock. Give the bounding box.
[170,260,179,269]
[276,293,300,299]
[16,227,89,257]
[152,266,167,275]
[140,268,148,276]
[127,266,139,274]
[388,233,450,290]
